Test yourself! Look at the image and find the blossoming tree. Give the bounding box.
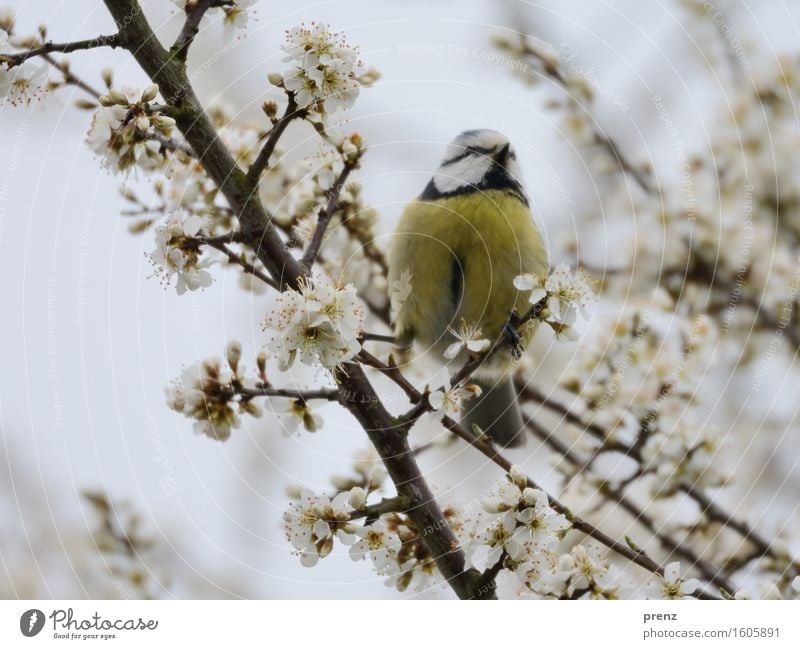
[2,0,799,600]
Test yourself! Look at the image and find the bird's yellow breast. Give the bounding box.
[388,190,549,353]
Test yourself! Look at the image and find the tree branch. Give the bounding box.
[0,34,121,66]
[334,362,492,599]
[245,93,303,186]
[513,37,655,195]
[301,160,357,269]
[170,0,232,63]
[347,495,412,523]
[200,238,277,290]
[235,385,338,401]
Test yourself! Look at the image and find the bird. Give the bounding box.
[388,129,549,447]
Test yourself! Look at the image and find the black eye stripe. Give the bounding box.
[441,144,507,166]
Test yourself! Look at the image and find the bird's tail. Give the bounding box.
[463,376,525,448]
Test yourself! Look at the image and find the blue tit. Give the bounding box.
[388,129,549,447]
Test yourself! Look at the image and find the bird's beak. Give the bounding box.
[494,143,511,166]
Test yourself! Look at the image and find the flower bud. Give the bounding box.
[348,487,367,511]
[226,340,242,371]
[135,115,151,132]
[367,466,386,488]
[108,89,129,106]
[74,99,97,111]
[509,464,527,489]
[261,100,278,121]
[98,94,116,107]
[101,67,114,89]
[141,83,159,103]
[0,8,15,33]
[152,115,176,130]
[267,72,284,87]
[256,350,268,381]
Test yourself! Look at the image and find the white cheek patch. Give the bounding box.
[432,155,491,194]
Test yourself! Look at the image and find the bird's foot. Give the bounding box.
[502,320,523,360]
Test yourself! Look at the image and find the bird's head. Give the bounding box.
[424,129,526,203]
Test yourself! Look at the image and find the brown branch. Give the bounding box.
[202,239,277,290]
[235,385,338,401]
[302,160,358,269]
[680,483,798,575]
[245,93,303,186]
[334,363,492,599]
[347,495,412,523]
[360,332,398,345]
[170,0,233,62]
[356,349,421,403]
[0,34,121,66]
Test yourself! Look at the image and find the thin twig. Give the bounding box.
[347,495,412,522]
[170,0,233,62]
[0,34,121,66]
[201,239,277,290]
[235,385,338,401]
[356,349,421,403]
[301,160,357,269]
[245,93,302,185]
[359,332,398,344]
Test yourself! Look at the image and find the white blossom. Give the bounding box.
[481,481,522,515]
[271,397,324,434]
[511,488,570,553]
[642,424,730,494]
[0,59,47,106]
[472,477,571,572]
[263,272,365,371]
[220,123,260,169]
[428,383,482,416]
[283,490,355,567]
[147,214,214,295]
[444,320,491,360]
[514,264,594,341]
[349,519,402,574]
[544,264,595,322]
[223,0,256,38]
[389,268,413,320]
[86,85,175,173]
[282,23,363,114]
[348,486,367,511]
[167,358,241,442]
[643,562,700,600]
[553,544,616,597]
